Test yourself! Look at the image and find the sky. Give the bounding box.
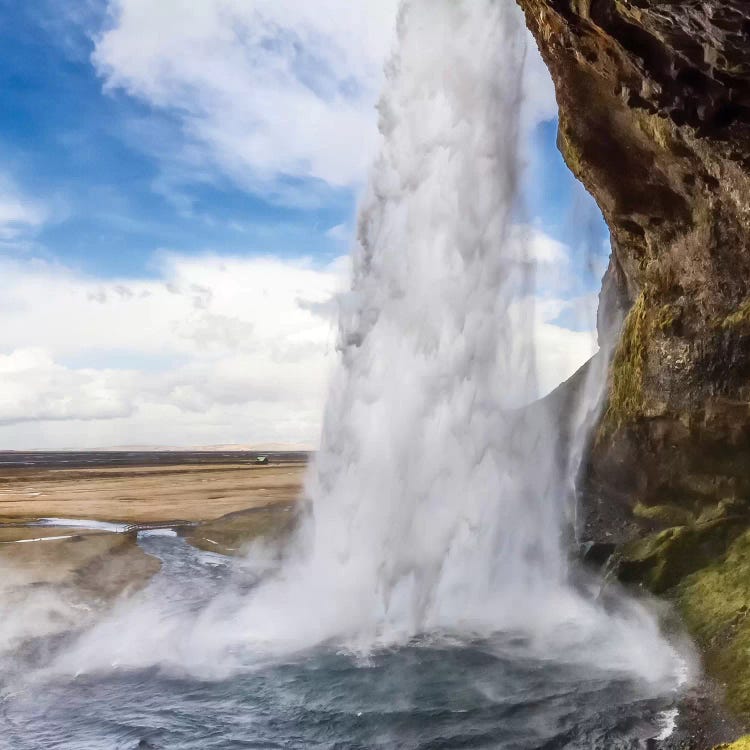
[0,0,608,450]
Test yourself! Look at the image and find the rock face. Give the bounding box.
[515,0,750,724]
[516,0,750,531]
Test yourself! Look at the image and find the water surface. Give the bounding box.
[0,535,679,750]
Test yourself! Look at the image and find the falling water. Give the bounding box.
[198,0,676,665]
[268,0,582,641]
[46,0,681,670]
[307,0,559,632]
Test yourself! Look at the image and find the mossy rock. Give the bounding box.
[617,517,746,594]
[714,738,750,750]
[723,300,750,332]
[558,124,585,179]
[654,302,681,332]
[697,499,750,526]
[633,501,695,527]
[678,531,750,717]
[604,291,649,430]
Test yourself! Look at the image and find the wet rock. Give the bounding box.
[515,0,750,518]
[580,540,617,568]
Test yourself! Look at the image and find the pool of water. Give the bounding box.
[0,535,681,750]
[2,642,676,750]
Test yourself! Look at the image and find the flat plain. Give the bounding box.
[0,461,306,524]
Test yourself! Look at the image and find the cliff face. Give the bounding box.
[517,0,750,531]
[515,0,750,722]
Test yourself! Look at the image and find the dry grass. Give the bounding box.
[0,531,161,598]
[0,462,307,524]
[184,503,299,555]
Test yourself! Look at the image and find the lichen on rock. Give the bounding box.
[723,300,750,332]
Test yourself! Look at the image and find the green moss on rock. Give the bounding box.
[617,517,745,594]
[618,527,688,593]
[605,291,649,429]
[698,499,749,526]
[633,501,695,527]
[558,124,585,180]
[714,738,750,750]
[678,531,750,717]
[655,303,681,332]
[613,504,750,719]
[723,300,750,331]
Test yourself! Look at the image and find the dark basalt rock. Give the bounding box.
[579,539,617,567]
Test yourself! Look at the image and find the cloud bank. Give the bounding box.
[93,0,400,193]
[0,232,595,450]
[0,254,345,449]
[0,3,585,450]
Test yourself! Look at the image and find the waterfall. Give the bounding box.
[46,0,685,689]
[301,0,567,636]
[192,0,678,673]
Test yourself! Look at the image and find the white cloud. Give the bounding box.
[0,254,346,449]
[507,228,599,396]
[91,0,556,195]
[0,230,595,449]
[532,302,598,395]
[521,34,558,133]
[93,0,400,191]
[0,178,48,241]
[325,224,350,242]
[0,4,568,449]
[0,349,134,424]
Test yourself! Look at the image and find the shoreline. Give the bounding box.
[0,456,306,616]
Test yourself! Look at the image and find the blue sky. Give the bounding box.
[0,0,357,277]
[0,0,608,449]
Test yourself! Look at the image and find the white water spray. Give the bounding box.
[292,0,565,635]
[173,0,681,669]
[44,0,685,690]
